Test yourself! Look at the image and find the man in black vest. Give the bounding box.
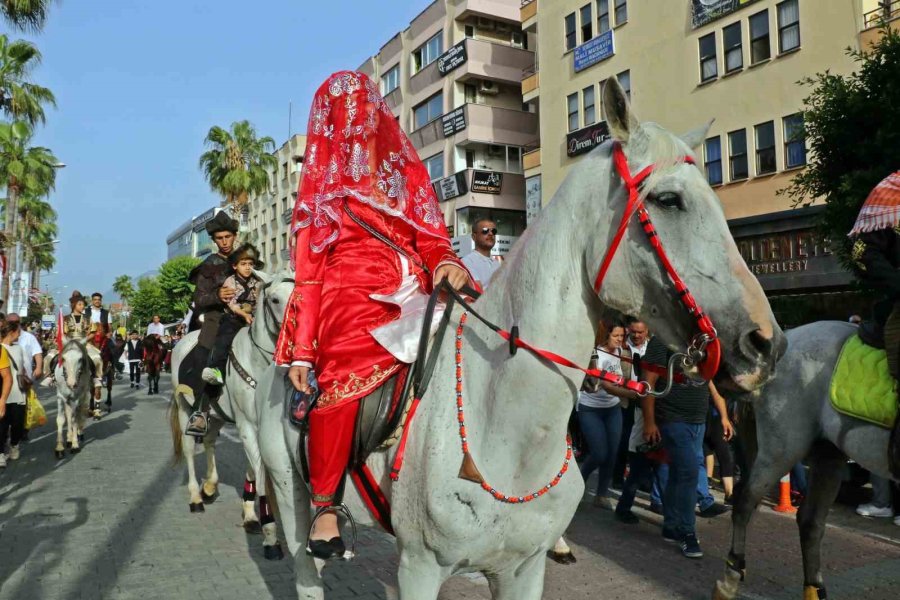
[84,292,110,332]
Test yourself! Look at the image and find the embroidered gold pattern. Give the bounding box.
[317,363,402,408]
[298,280,324,285]
[851,239,867,270]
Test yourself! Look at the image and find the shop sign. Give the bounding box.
[525,175,542,225]
[566,121,611,157]
[736,229,830,276]
[574,30,614,72]
[437,171,468,201]
[192,207,218,231]
[441,106,467,137]
[471,170,503,194]
[437,41,468,76]
[691,0,762,28]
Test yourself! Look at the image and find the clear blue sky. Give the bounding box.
[14,0,427,304]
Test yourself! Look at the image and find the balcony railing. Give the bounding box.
[521,0,537,24]
[864,0,900,28]
[282,208,293,225]
[521,0,535,6]
[280,248,291,261]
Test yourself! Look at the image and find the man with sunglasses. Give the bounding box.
[462,218,502,290]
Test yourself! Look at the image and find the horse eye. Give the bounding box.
[271,298,280,304]
[651,192,683,210]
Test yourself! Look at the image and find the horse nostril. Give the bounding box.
[748,329,772,356]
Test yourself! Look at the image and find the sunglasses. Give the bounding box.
[479,227,498,235]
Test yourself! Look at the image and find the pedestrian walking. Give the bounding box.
[461,218,502,290]
[0,319,26,466]
[125,331,143,388]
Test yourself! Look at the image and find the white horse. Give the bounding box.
[54,339,93,459]
[257,78,787,600]
[168,270,295,559]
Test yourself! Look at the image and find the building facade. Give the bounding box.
[164,206,235,260]
[357,0,536,255]
[245,134,307,272]
[521,0,896,322]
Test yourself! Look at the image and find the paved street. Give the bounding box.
[1,378,899,600]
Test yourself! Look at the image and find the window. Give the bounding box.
[699,33,717,82]
[617,70,631,100]
[783,113,806,168]
[728,129,748,181]
[466,150,475,168]
[723,22,742,73]
[507,146,522,172]
[614,0,627,25]
[749,10,770,64]
[413,32,443,73]
[281,196,288,212]
[465,25,475,38]
[423,153,444,181]
[777,0,800,53]
[565,12,577,51]
[413,92,443,130]
[580,4,593,43]
[281,233,287,251]
[381,64,400,95]
[704,137,723,185]
[281,162,288,179]
[755,121,776,175]
[583,86,596,125]
[597,0,610,33]
[271,237,276,254]
[567,93,579,132]
[464,83,477,104]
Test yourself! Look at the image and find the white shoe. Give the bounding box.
[894,515,900,527]
[856,503,894,518]
[0,454,6,468]
[9,445,19,460]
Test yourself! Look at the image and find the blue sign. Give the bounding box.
[573,30,614,72]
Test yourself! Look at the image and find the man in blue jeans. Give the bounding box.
[641,335,725,559]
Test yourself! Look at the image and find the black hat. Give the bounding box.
[69,290,86,307]
[229,243,265,269]
[205,211,239,235]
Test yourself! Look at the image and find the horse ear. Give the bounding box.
[254,269,272,284]
[603,77,638,143]
[680,120,714,151]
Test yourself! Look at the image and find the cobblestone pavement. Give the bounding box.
[1,379,899,599]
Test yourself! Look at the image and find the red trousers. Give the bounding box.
[308,400,360,506]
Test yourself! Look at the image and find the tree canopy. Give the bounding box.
[199,120,277,212]
[157,255,200,317]
[0,34,56,125]
[129,276,168,328]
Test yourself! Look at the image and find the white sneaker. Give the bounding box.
[9,445,19,460]
[856,503,894,518]
[0,454,7,468]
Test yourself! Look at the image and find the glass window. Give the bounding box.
[567,93,579,132]
[723,22,742,73]
[614,0,627,25]
[755,121,776,175]
[507,146,522,172]
[583,86,596,125]
[777,0,800,53]
[617,70,631,100]
[413,32,443,73]
[565,12,577,51]
[281,197,288,212]
[381,64,400,95]
[728,129,748,181]
[704,137,723,185]
[597,0,610,33]
[699,33,717,82]
[580,4,593,43]
[423,153,444,181]
[749,10,770,64]
[413,92,443,130]
[783,113,806,168]
[281,232,287,250]
[465,25,475,38]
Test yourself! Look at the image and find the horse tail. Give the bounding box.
[168,392,184,465]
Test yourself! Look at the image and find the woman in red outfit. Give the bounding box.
[275,71,469,558]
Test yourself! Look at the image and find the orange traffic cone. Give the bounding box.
[773,473,797,513]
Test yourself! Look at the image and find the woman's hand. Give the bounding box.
[721,418,735,442]
[288,365,311,393]
[643,421,661,445]
[434,264,469,291]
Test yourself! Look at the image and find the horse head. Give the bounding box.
[255,270,296,339]
[60,339,90,391]
[580,78,784,392]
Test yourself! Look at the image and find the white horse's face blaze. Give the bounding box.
[62,347,84,389]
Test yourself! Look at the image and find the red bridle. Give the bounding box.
[594,142,721,381]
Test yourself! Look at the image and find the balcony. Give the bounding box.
[861,1,900,48]
[455,0,520,23]
[282,208,293,225]
[454,39,535,86]
[521,0,538,32]
[449,103,538,148]
[521,66,539,102]
[384,86,403,112]
[280,248,291,261]
[523,146,541,171]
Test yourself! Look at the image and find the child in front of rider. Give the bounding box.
[201,244,264,386]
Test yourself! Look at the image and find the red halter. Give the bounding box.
[594,142,721,381]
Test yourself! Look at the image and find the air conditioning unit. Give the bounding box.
[496,21,511,33]
[487,145,505,157]
[478,80,499,95]
[476,16,495,31]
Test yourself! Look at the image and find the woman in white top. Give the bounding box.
[0,319,29,465]
[577,320,639,508]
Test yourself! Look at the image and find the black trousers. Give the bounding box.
[208,314,244,373]
[0,403,26,449]
[129,362,141,384]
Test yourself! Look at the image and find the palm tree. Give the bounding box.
[0,35,55,125]
[199,120,276,215]
[0,120,57,304]
[112,275,134,305]
[2,0,54,33]
[17,192,56,287]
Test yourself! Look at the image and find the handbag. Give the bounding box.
[25,389,47,429]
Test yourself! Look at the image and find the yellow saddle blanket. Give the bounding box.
[830,335,898,429]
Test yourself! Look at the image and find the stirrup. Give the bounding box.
[186,411,209,438]
[305,504,357,561]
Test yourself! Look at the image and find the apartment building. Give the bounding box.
[521,0,898,320]
[245,134,307,272]
[165,207,234,260]
[358,0,537,256]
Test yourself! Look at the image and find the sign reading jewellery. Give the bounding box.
[566,121,611,157]
[690,0,762,28]
[441,106,467,137]
[471,170,503,194]
[437,41,468,76]
[573,30,614,72]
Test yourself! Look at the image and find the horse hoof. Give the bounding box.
[200,488,219,505]
[243,520,262,534]
[70,447,81,454]
[546,550,577,565]
[55,450,64,459]
[189,502,205,513]
[66,441,72,448]
[263,543,285,561]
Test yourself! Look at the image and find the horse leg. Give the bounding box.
[241,466,262,534]
[488,549,547,600]
[55,396,66,458]
[397,549,447,600]
[180,403,204,512]
[796,444,844,600]
[201,431,220,503]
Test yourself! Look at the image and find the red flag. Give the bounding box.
[56,308,64,353]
